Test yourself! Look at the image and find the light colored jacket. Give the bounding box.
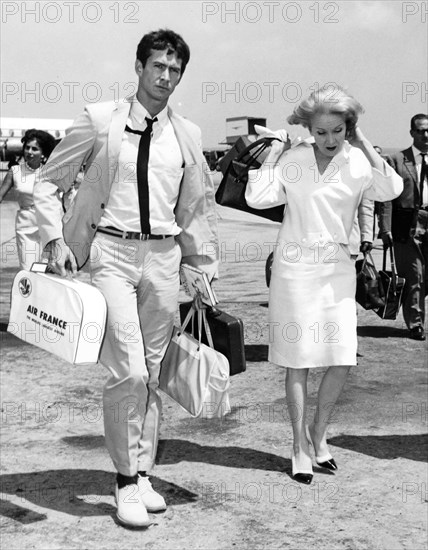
[34,97,218,277]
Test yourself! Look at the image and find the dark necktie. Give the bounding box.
[420,153,427,207]
[125,117,157,234]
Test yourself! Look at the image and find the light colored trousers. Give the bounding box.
[89,232,181,476]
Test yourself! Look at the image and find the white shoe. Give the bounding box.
[138,476,167,512]
[115,483,151,528]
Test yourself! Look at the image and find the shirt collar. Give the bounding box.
[301,136,350,163]
[412,145,426,164]
[130,99,169,130]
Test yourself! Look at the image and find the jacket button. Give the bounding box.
[101,203,105,209]
[91,223,96,229]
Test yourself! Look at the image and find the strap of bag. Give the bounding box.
[383,245,398,292]
[200,308,215,349]
[360,251,380,276]
[229,137,278,182]
[30,262,54,274]
[181,303,214,349]
[180,306,196,335]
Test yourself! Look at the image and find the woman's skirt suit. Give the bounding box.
[12,162,42,269]
[245,140,403,369]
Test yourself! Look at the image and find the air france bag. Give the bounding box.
[7,269,107,365]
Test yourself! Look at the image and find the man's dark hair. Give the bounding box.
[410,113,428,130]
[136,29,190,75]
[21,129,57,159]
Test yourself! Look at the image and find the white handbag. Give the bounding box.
[159,305,231,419]
[7,263,107,365]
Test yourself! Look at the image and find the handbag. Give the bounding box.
[159,306,231,419]
[355,252,386,310]
[179,301,246,376]
[7,263,107,364]
[375,245,406,320]
[215,136,285,222]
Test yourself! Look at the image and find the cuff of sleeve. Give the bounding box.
[372,161,392,178]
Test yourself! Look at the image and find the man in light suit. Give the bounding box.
[34,29,218,527]
[379,113,428,340]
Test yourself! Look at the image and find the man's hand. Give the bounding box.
[380,231,393,248]
[42,238,77,277]
[359,241,373,253]
[192,294,207,311]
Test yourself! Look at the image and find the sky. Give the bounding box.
[1,0,427,149]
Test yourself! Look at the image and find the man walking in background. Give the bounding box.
[379,113,428,340]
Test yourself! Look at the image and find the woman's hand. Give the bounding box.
[347,126,366,149]
[348,126,384,171]
[254,125,291,164]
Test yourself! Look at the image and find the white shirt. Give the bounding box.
[412,146,428,207]
[246,140,403,248]
[99,102,184,234]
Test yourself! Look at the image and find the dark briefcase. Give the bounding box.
[179,302,246,376]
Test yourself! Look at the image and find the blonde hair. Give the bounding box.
[287,85,364,130]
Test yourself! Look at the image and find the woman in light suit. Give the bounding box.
[0,129,57,269]
[246,85,403,484]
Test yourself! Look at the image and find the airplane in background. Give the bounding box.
[0,117,73,166]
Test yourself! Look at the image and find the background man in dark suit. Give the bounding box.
[379,113,428,340]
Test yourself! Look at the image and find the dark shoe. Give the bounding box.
[291,453,313,485]
[306,425,338,471]
[316,457,338,471]
[409,327,426,341]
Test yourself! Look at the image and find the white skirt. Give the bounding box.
[268,241,357,369]
[15,208,42,270]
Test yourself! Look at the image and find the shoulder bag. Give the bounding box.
[215,136,285,222]
[159,306,231,419]
[355,251,386,310]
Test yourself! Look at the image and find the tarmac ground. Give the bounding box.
[0,196,427,550]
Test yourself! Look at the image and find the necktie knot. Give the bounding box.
[145,117,157,132]
[125,117,157,136]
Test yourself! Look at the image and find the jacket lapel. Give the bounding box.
[168,106,199,166]
[107,98,132,185]
[402,147,418,183]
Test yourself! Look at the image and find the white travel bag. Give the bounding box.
[7,264,107,365]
